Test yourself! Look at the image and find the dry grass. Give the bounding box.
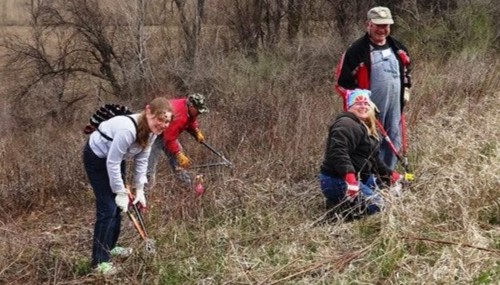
[1,2,500,283]
[1,55,499,284]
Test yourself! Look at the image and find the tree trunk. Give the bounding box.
[287,0,303,42]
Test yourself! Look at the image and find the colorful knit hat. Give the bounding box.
[346,89,371,109]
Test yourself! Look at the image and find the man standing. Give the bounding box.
[147,93,209,187]
[335,6,412,170]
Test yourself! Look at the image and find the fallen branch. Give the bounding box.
[403,235,500,254]
[261,246,371,285]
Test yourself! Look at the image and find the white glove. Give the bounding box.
[404,87,411,104]
[115,192,129,213]
[133,187,146,207]
[389,181,403,197]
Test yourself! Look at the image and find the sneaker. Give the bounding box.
[95,262,118,276]
[110,246,133,258]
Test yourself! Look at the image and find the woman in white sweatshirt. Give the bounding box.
[83,97,172,275]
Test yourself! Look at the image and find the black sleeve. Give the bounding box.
[325,117,361,176]
[337,48,359,90]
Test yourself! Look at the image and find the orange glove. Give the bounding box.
[176,152,190,168]
[193,128,204,143]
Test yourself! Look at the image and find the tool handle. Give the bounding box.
[127,211,147,240]
[125,186,148,237]
[201,141,234,167]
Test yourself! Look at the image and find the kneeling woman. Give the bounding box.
[319,89,400,219]
[83,97,172,274]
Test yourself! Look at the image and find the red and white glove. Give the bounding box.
[344,173,359,202]
[389,171,403,196]
[390,171,402,185]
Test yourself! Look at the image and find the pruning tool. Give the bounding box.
[400,114,414,182]
[375,120,414,183]
[200,141,234,169]
[190,162,233,169]
[126,187,156,254]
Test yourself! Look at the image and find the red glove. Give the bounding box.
[344,173,359,202]
[390,171,402,185]
[397,50,411,66]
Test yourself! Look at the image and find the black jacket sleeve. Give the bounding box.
[324,117,363,176]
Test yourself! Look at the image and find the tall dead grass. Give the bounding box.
[1,2,500,283]
[1,46,499,284]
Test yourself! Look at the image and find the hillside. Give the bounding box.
[0,1,499,284]
[1,92,499,283]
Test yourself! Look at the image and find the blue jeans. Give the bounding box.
[83,142,125,266]
[319,173,383,216]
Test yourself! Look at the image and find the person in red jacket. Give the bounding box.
[147,93,208,187]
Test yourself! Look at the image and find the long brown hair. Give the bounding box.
[363,103,379,140]
[136,97,171,149]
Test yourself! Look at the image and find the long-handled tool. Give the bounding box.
[375,120,414,182]
[400,114,413,181]
[186,142,233,196]
[126,188,156,254]
[190,161,232,169]
[200,141,235,170]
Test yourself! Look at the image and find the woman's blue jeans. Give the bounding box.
[319,173,383,216]
[83,142,125,266]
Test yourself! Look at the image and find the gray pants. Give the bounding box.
[147,136,192,187]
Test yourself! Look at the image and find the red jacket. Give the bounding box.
[162,98,199,154]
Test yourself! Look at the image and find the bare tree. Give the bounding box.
[224,0,264,61]
[3,1,127,95]
[1,0,157,127]
[173,0,205,69]
[136,0,148,97]
[325,0,374,43]
[262,0,285,48]
[286,0,304,42]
